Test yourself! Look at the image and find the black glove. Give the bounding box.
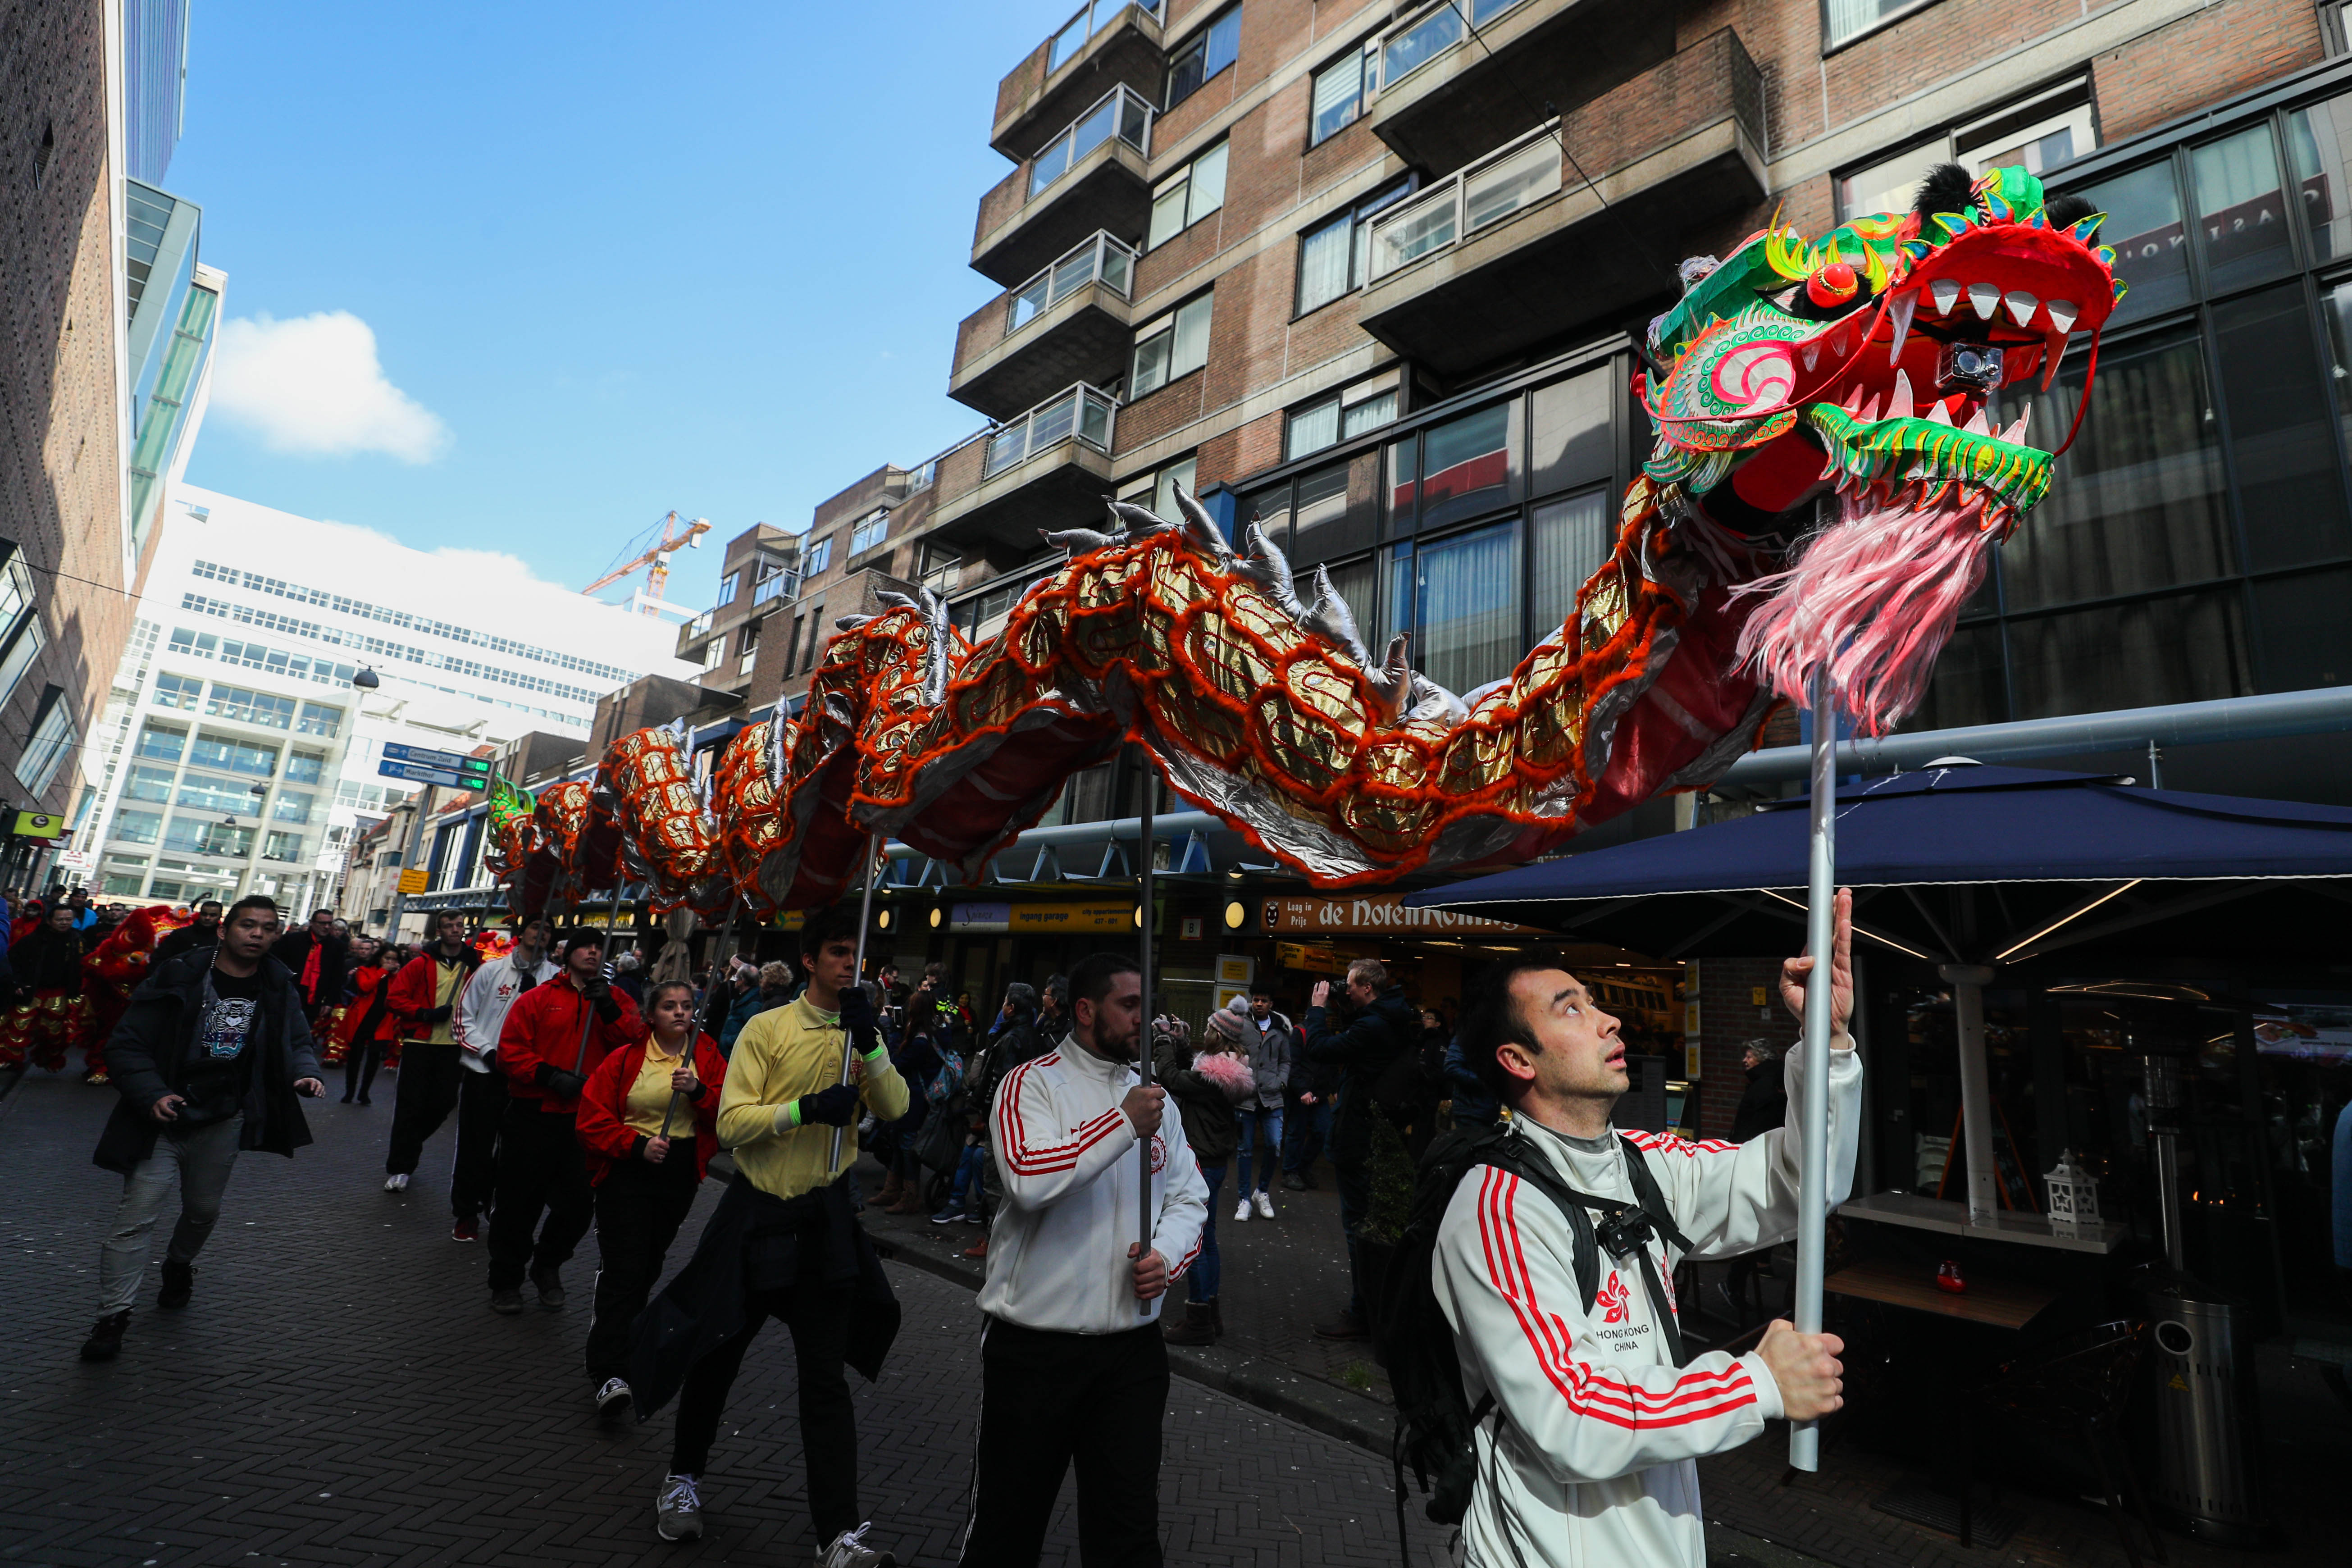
[536,1064,587,1100]
[795,1083,859,1127]
[838,985,878,1055]
[593,994,621,1023]
[420,1004,453,1025]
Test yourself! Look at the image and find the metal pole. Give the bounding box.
[1790,670,1837,1473]
[1942,964,2000,1224]
[662,906,738,1141]
[1136,753,1156,1318]
[829,836,882,1173]
[388,784,434,941]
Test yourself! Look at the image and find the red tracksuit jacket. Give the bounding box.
[496,976,647,1114]
[574,1033,727,1185]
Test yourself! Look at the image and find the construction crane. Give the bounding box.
[581,510,711,615]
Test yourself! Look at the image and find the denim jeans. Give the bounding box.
[944,1143,986,1215]
[1190,1160,1225,1303]
[1281,1097,1334,1175]
[1235,1106,1284,1194]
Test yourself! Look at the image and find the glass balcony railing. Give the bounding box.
[686,609,714,639]
[1367,119,1562,280]
[1044,0,1163,75]
[1028,85,1153,199]
[752,568,799,607]
[1007,232,1138,335]
[1374,0,1531,94]
[983,383,1118,479]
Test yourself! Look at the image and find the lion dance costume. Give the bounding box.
[78,906,196,1083]
[485,166,2115,916]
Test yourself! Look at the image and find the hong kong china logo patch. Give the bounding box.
[1595,1272,1630,1325]
[1149,1132,1168,1174]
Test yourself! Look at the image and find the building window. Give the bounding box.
[1821,0,1936,51]
[176,772,261,813]
[125,763,176,804]
[720,570,741,603]
[15,688,76,796]
[1286,378,1402,461]
[1120,456,1200,523]
[1295,182,1413,313]
[152,671,201,709]
[0,545,39,711]
[1165,5,1241,109]
[164,815,253,857]
[137,720,187,762]
[191,731,278,778]
[1147,140,1228,249]
[701,636,726,672]
[738,622,760,675]
[272,790,315,825]
[1835,79,2093,220]
[296,701,342,737]
[1131,292,1214,397]
[206,684,295,729]
[114,808,162,845]
[803,535,834,576]
[849,509,890,556]
[286,748,325,785]
[0,615,44,712]
[1311,42,1375,146]
[264,830,306,863]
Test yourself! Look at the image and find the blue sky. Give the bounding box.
[173,1,1089,612]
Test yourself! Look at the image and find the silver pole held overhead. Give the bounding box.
[1135,751,1157,1318]
[1790,669,1838,1474]
[830,837,883,1173]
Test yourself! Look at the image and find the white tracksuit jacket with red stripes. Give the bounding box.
[980,1039,1210,1334]
[1435,1039,1862,1568]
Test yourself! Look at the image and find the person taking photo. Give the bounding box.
[447,916,558,1241]
[78,895,324,1362]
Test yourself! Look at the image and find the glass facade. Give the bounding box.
[1912,83,2352,727]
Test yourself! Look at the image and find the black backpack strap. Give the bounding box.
[1617,1133,1693,1255]
[1482,1134,1696,1367]
[1484,1145,1605,1313]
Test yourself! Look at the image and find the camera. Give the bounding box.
[1938,340,2004,395]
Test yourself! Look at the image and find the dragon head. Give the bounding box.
[1642,163,2121,732]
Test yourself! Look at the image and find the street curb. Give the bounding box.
[870,1231,1402,1459]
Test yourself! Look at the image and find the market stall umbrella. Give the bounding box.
[1406,763,2352,1222]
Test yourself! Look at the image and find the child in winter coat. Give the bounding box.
[1158,1000,1258,1346]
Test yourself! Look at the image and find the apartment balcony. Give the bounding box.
[972,84,1153,287]
[1357,30,1765,379]
[1367,0,1674,177]
[993,2,1167,163]
[952,232,1139,420]
[928,383,1119,551]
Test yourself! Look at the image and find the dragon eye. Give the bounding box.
[1806,261,1860,309]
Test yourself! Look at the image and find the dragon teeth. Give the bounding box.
[1858,394,1883,422]
[1963,404,1991,436]
[1887,292,1917,366]
[2041,329,2073,390]
[1889,370,1916,419]
[2004,290,2038,326]
[2046,300,2078,333]
[2001,408,2031,443]
[1803,340,1821,372]
[1929,278,1961,315]
[1967,281,2000,319]
[1925,398,1956,427]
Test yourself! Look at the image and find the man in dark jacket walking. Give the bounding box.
[269,907,347,1029]
[152,900,221,964]
[79,895,323,1362]
[1301,957,1418,1340]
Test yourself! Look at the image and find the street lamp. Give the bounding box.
[352,667,381,690]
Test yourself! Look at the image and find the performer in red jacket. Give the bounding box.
[488,930,645,1314]
[574,978,727,1415]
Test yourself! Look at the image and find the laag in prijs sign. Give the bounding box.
[1257,893,1542,936]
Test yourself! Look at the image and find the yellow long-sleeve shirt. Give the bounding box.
[715,996,909,1202]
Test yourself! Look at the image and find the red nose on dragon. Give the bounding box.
[495,164,2119,915]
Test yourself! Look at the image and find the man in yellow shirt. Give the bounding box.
[636,906,907,1567]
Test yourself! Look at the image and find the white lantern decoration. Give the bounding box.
[2045,1149,2100,1234]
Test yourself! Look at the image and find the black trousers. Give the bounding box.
[670,1258,861,1540]
[585,1154,699,1385]
[486,1103,592,1290]
[959,1317,1168,1567]
[342,1036,385,1102]
[386,1041,463,1177]
[451,1066,507,1221]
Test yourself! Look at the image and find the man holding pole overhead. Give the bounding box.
[1432,891,1860,1568]
[957,950,1208,1566]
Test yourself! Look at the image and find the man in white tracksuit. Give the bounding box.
[1436,889,1862,1568]
[447,916,558,1242]
[960,951,1209,1566]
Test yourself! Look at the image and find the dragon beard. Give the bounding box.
[1732,480,2003,736]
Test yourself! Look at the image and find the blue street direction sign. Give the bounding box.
[378,760,482,789]
[382,741,491,775]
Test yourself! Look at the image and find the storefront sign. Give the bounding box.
[949,899,1135,934]
[1257,892,1544,936]
[9,811,61,839]
[1275,941,1349,975]
[1215,954,1255,987]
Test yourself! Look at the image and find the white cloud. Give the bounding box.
[210,310,450,462]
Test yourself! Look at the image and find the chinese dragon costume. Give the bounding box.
[492,165,2116,918]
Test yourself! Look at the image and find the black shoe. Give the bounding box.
[357,1095,371,1106]
[531,1265,565,1310]
[489,1288,526,1315]
[158,1258,194,1309]
[1313,1310,1368,1340]
[79,1310,130,1362]
[339,1094,353,1104]
[1281,1174,1307,1192]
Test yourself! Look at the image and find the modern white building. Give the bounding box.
[70,485,695,912]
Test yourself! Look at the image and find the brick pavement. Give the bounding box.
[0,1063,1456,1568]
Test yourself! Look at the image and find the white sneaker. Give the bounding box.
[1232,1198,1250,1222]
[383,1173,408,1193]
[656,1472,703,1541]
[817,1521,895,1567]
[1254,1190,1275,1220]
[595,1376,631,1416]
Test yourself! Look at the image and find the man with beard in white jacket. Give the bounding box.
[1436,889,1862,1568]
[959,951,1208,1566]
